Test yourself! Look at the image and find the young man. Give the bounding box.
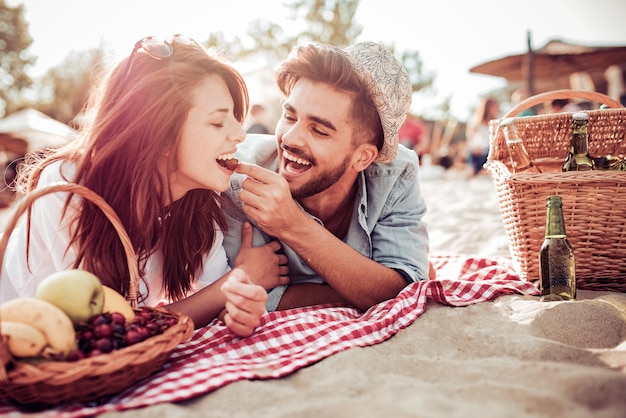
[223,41,431,312]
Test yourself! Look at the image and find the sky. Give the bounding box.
[8,0,626,122]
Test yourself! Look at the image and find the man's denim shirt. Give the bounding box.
[222,134,430,311]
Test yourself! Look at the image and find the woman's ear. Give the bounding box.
[352,143,378,172]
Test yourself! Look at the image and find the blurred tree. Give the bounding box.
[35,46,106,126]
[217,0,362,61]
[12,0,437,125]
[288,0,362,47]
[208,0,434,97]
[399,49,434,94]
[0,0,35,117]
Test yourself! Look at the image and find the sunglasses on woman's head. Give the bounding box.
[123,34,201,78]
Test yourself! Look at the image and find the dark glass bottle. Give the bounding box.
[593,154,626,171]
[501,117,541,173]
[562,112,594,171]
[539,196,576,301]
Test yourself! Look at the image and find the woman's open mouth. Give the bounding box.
[216,153,239,170]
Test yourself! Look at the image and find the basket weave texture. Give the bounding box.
[0,183,194,406]
[486,90,626,292]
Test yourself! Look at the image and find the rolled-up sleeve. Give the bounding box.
[358,148,430,283]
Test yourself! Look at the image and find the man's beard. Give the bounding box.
[290,154,352,200]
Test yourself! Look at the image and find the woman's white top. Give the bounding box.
[0,160,229,306]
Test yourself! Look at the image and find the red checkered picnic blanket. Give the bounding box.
[0,253,538,417]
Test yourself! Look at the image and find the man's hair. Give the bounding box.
[274,43,383,151]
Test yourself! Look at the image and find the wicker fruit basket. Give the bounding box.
[485,90,626,291]
[0,183,194,406]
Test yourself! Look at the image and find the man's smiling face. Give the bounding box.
[274,79,357,200]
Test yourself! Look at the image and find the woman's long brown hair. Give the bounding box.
[16,39,249,302]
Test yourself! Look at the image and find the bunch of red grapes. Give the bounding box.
[66,308,178,361]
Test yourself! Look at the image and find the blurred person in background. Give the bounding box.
[246,103,271,134]
[465,97,500,176]
[508,87,534,116]
[399,114,430,163]
[545,98,582,114]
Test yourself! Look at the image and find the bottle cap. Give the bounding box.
[573,112,589,120]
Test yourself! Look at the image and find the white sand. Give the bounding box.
[99,174,626,418]
[421,173,511,258]
[3,173,625,417]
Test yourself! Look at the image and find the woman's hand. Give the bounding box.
[220,269,268,337]
[233,222,289,289]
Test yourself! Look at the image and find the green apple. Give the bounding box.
[36,269,105,325]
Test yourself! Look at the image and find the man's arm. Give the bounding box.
[277,283,347,310]
[234,162,428,311]
[276,216,407,310]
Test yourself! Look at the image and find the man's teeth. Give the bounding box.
[283,150,311,166]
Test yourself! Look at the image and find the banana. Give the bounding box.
[0,298,76,355]
[0,321,48,357]
[102,285,136,321]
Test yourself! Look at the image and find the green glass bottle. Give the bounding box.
[593,154,626,171]
[539,196,576,301]
[562,112,594,171]
[501,117,541,173]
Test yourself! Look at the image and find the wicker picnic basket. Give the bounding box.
[485,89,626,292]
[0,183,194,406]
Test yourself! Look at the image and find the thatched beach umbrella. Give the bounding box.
[469,33,626,96]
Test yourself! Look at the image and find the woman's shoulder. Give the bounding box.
[38,160,77,188]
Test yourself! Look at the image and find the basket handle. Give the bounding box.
[0,182,140,307]
[503,89,624,119]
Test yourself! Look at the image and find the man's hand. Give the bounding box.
[235,162,304,237]
[428,261,437,280]
[232,221,289,290]
[220,269,268,337]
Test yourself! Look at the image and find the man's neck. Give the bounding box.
[300,180,358,236]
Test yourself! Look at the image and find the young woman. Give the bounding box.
[465,97,500,176]
[0,35,288,337]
